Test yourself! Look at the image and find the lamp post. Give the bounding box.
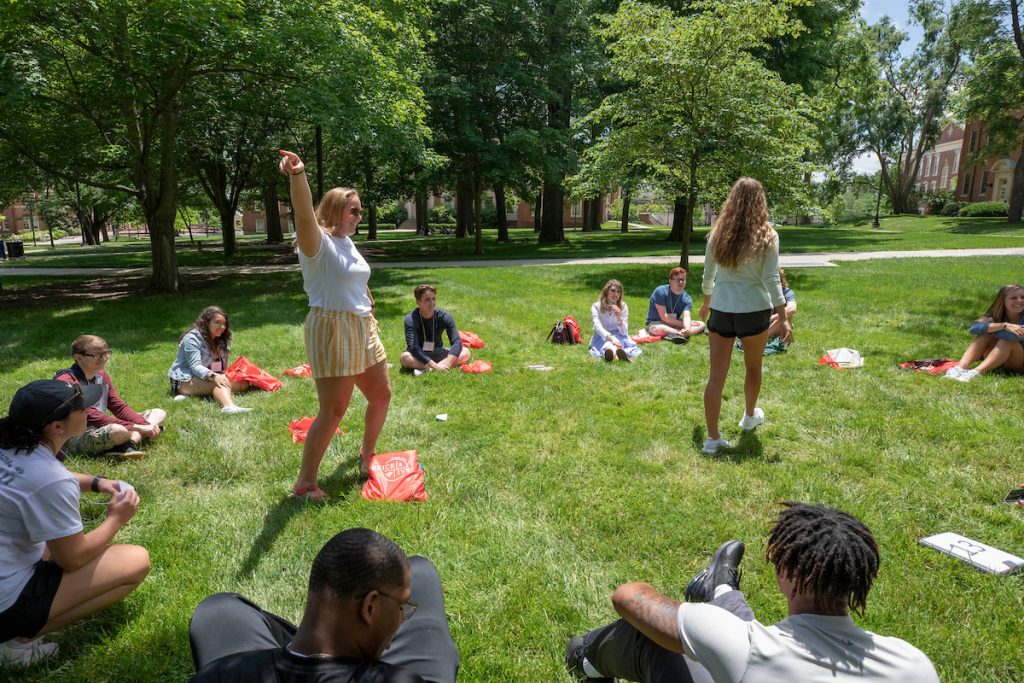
[872,152,888,228]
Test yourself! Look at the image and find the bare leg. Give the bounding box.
[704,333,734,440]
[455,348,472,365]
[400,351,429,370]
[105,424,131,446]
[354,361,392,463]
[144,408,167,428]
[36,544,150,637]
[973,339,1024,374]
[956,335,997,369]
[295,376,356,490]
[688,320,706,335]
[738,330,769,416]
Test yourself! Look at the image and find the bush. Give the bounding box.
[925,189,955,215]
[356,223,396,231]
[480,206,499,228]
[941,202,962,217]
[377,204,407,226]
[50,228,68,240]
[958,201,1009,217]
[607,198,639,222]
[428,205,455,223]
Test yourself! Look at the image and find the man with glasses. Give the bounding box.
[54,335,165,459]
[189,528,459,683]
[646,268,706,343]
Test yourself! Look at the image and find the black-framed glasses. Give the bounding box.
[374,590,417,619]
[670,277,686,282]
[80,351,111,360]
[42,383,83,425]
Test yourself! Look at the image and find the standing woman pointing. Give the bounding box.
[279,150,391,501]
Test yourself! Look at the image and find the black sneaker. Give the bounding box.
[669,334,689,345]
[565,636,615,683]
[684,540,744,603]
[105,440,144,461]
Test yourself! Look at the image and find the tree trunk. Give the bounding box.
[473,178,483,256]
[1010,143,1024,224]
[145,203,179,292]
[581,198,591,232]
[539,181,565,243]
[367,205,378,240]
[667,196,687,241]
[218,205,237,257]
[455,175,472,238]
[263,181,283,243]
[589,197,602,230]
[415,191,429,232]
[678,187,697,270]
[494,183,509,242]
[620,189,630,233]
[144,106,180,292]
[533,194,542,232]
[314,125,324,203]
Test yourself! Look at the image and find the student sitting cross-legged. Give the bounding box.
[566,502,938,683]
[399,285,471,373]
[188,527,459,683]
[54,335,166,460]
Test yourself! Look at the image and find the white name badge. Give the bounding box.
[422,342,435,352]
[210,360,223,373]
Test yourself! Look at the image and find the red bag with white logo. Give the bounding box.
[225,356,283,391]
[458,330,486,348]
[361,450,428,502]
[284,364,312,378]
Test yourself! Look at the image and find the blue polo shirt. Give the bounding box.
[647,285,692,325]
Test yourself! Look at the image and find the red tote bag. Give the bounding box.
[361,450,428,502]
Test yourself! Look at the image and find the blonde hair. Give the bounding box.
[707,177,775,269]
[599,279,625,313]
[316,187,359,232]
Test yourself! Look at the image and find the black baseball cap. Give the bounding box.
[7,379,104,432]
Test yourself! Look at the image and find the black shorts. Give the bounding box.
[0,559,63,641]
[707,309,772,339]
[425,348,451,364]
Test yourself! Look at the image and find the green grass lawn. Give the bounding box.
[3,215,1022,270]
[1,258,1023,682]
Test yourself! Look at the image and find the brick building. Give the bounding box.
[916,123,963,194]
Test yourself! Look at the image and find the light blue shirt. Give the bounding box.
[702,230,785,313]
[168,329,227,382]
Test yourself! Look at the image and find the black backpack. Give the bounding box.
[547,321,577,344]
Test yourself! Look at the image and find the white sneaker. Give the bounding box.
[413,369,426,377]
[221,406,252,414]
[0,637,59,665]
[702,437,731,455]
[173,394,188,401]
[739,407,765,431]
[944,366,965,379]
[956,369,980,383]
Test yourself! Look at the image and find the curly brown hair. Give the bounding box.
[186,306,231,353]
[707,177,775,269]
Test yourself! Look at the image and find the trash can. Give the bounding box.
[8,241,25,259]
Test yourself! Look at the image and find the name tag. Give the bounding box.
[422,342,435,352]
[210,360,223,373]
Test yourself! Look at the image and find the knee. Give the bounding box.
[147,409,167,425]
[114,544,151,584]
[370,382,392,407]
[399,352,417,368]
[232,380,250,392]
[109,425,131,444]
[459,348,471,364]
[190,592,245,634]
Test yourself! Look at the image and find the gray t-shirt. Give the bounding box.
[0,445,82,611]
[678,602,939,682]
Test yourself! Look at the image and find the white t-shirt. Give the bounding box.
[678,602,939,682]
[298,231,373,315]
[0,445,83,611]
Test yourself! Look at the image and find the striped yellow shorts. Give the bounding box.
[304,307,387,379]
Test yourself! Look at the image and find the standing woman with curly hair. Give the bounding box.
[699,178,791,454]
[279,150,391,501]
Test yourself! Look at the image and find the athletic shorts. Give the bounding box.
[304,307,387,379]
[0,560,63,642]
[707,308,771,339]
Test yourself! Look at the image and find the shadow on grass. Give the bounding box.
[236,458,363,579]
[690,425,767,463]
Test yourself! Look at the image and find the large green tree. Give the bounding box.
[576,0,815,268]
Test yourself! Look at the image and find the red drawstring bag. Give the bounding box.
[225,356,283,391]
[460,360,493,373]
[631,334,664,343]
[288,416,343,444]
[459,330,486,348]
[898,358,958,375]
[361,450,428,502]
[284,364,312,378]
[562,316,583,343]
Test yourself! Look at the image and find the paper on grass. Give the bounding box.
[919,532,1024,575]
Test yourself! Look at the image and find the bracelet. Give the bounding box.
[91,475,105,493]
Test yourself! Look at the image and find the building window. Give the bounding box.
[968,131,978,153]
[256,219,265,233]
[941,165,948,189]
[980,171,990,195]
[953,151,960,171]
[570,202,581,218]
[961,173,972,196]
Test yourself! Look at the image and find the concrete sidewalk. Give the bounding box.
[2,247,1022,277]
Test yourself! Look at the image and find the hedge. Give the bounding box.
[958,201,1008,217]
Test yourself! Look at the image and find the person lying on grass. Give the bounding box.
[566,502,938,683]
[645,267,706,343]
[945,283,1024,382]
[589,279,641,362]
[189,527,459,683]
[54,335,166,460]
[400,284,471,373]
[0,380,149,667]
[168,306,252,413]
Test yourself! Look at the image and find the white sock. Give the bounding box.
[582,657,603,678]
[713,584,735,600]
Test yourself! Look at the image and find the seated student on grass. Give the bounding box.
[399,285,470,373]
[589,279,641,362]
[945,283,1024,382]
[54,335,165,460]
[189,527,459,683]
[646,268,706,343]
[0,380,149,667]
[168,306,252,413]
[567,502,939,683]
[738,269,796,353]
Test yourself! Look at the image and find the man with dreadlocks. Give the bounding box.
[566,502,938,682]
[188,528,459,682]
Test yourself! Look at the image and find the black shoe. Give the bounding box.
[669,334,689,345]
[105,440,144,460]
[684,540,744,603]
[604,348,614,362]
[565,636,615,683]
[615,348,630,362]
